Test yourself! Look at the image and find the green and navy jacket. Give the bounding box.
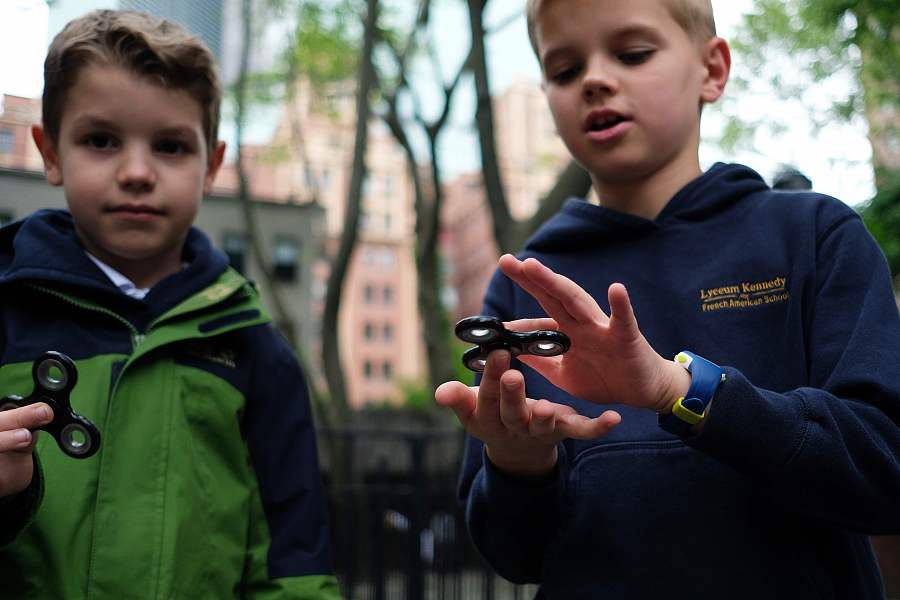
[0,209,340,599]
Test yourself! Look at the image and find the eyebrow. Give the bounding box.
[541,23,665,67]
[68,116,120,132]
[69,116,200,141]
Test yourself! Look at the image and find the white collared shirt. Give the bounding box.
[86,253,151,300]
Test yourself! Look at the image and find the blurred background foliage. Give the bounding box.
[724,0,899,275]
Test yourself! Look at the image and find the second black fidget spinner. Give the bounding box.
[0,351,101,459]
[455,315,571,372]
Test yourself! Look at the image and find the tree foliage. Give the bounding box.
[861,170,900,277]
[728,1,900,277]
[725,1,898,176]
[289,1,359,87]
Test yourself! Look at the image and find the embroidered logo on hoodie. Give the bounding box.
[699,276,790,312]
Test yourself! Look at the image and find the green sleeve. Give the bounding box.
[241,479,343,599]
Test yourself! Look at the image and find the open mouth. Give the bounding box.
[587,115,627,132]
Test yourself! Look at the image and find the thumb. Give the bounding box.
[608,283,641,340]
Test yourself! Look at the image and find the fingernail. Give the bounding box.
[13,429,31,444]
[36,405,52,420]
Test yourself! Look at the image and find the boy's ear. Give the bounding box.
[31,125,63,186]
[700,37,731,104]
[202,141,226,196]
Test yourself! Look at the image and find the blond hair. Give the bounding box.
[526,0,717,58]
[42,9,221,152]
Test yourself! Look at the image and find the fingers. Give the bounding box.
[499,254,607,327]
[0,428,38,453]
[528,399,558,439]
[499,255,577,325]
[558,409,621,440]
[0,404,51,454]
[0,403,53,433]
[529,401,620,441]
[503,317,559,332]
[498,369,529,434]
[520,257,606,324]
[472,350,510,423]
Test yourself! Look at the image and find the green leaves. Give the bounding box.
[289,1,360,86]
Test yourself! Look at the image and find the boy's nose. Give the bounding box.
[116,146,156,192]
[582,59,618,100]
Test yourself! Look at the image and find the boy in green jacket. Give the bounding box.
[0,10,340,598]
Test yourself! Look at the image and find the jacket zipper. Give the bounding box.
[28,284,147,350]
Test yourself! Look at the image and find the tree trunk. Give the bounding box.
[321,0,378,415]
[466,0,514,254]
[465,0,592,255]
[234,0,309,356]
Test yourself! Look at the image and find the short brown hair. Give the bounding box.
[42,9,221,152]
[526,0,717,58]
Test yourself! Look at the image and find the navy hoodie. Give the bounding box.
[459,163,900,599]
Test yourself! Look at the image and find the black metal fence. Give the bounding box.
[318,427,538,600]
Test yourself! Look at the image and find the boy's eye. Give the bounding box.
[84,134,117,150]
[155,139,190,155]
[550,66,580,85]
[618,50,654,65]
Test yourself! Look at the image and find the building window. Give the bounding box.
[273,237,299,282]
[380,248,395,271]
[383,285,393,304]
[363,360,373,379]
[383,323,393,342]
[382,361,392,380]
[363,285,375,303]
[364,321,374,341]
[222,232,246,274]
[0,129,13,154]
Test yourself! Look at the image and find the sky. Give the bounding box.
[0,0,876,206]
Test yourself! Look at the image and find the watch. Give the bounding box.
[658,351,726,436]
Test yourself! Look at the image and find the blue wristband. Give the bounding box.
[658,351,725,436]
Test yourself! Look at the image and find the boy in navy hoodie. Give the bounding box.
[436,1,900,598]
[0,10,340,598]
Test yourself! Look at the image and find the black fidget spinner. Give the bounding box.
[0,351,101,459]
[455,315,571,372]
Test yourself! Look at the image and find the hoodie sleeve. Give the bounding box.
[690,214,900,533]
[458,270,572,584]
[241,326,341,599]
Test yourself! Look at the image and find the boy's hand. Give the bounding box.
[0,403,53,498]
[435,350,620,480]
[498,254,690,413]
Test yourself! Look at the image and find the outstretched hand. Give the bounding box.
[435,349,620,480]
[0,403,52,498]
[498,254,688,412]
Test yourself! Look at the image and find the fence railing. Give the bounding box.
[318,427,538,600]
[317,425,900,600]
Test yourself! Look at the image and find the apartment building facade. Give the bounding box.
[442,78,573,321]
